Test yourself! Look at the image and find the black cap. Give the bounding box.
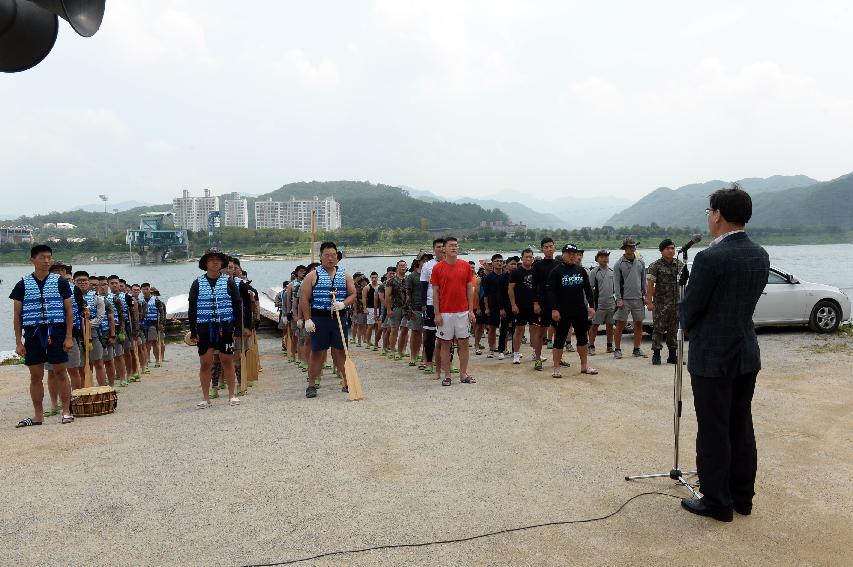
[562,243,582,253]
[659,238,675,252]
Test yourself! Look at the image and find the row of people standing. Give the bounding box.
[10,244,165,428]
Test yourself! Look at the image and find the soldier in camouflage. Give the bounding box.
[646,239,685,365]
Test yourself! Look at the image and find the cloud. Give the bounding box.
[274,49,340,88]
[102,2,211,64]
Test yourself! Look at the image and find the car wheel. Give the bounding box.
[808,300,840,333]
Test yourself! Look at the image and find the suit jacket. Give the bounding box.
[679,232,769,378]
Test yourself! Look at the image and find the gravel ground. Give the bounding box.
[0,329,851,566]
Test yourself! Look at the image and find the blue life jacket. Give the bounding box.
[311,266,346,311]
[100,293,113,332]
[196,274,233,324]
[21,273,65,327]
[142,296,158,323]
[71,285,82,330]
[84,290,97,320]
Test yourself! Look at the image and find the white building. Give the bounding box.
[254,196,341,231]
[42,222,77,230]
[221,192,249,229]
[172,189,219,232]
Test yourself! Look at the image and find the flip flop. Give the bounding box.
[44,408,59,417]
[16,418,43,428]
[61,415,74,424]
[552,370,562,378]
[441,377,452,386]
[581,367,599,375]
[196,400,211,410]
[461,375,476,384]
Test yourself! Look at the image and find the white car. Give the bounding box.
[638,265,851,333]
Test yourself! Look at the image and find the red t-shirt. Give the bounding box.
[430,259,473,313]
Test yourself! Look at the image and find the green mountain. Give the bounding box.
[453,197,569,229]
[1,204,174,239]
[257,180,507,229]
[605,175,818,228]
[750,173,853,228]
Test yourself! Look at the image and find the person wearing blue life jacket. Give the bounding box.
[139,283,161,368]
[9,245,75,428]
[107,275,130,387]
[95,276,118,386]
[188,248,250,409]
[299,241,356,399]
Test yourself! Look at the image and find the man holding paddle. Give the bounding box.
[299,241,356,399]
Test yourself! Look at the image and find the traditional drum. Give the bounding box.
[71,386,118,417]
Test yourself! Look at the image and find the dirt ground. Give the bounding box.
[0,328,850,566]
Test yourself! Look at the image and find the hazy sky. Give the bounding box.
[2,0,853,217]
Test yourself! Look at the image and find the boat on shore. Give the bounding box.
[166,288,281,326]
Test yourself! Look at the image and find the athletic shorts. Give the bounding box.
[536,303,556,327]
[113,340,124,357]
[354,313,367,325]
[143,326,159,342]
[553,311,590,349]
[23,325,69,366]
[366,310,376,326]
[512,304,535,327]
[66,337,82,368]
[383,306,403,327]
[233,335,244,352]
[407,311,423,331]
[592,307,615,325]
[475,306,487,325]
[310,315,347,352]
[487,306,501,327]
[423,305,436,331]
[90,335,104,361]
[122,336,133,352]
[436,311,471,341]
[196,322,235,356]
[615,299,645,322]
[102,343,114,362]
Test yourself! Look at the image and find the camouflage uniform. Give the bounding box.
[647,257,685,352]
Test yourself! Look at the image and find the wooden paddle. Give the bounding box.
[83,323,93,388]
[331,291,363,401]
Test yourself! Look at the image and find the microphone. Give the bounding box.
[678,234,702,254]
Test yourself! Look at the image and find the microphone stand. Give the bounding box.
[624,245,699,498]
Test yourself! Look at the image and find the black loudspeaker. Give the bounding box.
[0,0,105,73]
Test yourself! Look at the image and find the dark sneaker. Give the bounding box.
[588,345,596,356]
[306,386,317,398]
[534,359,543,371]
[633,348,648,358]
[652,350,662,365]
[606,344,614,353]
[613,349,623,359]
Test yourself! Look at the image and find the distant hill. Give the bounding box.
[257,181,507,230]
[750,173,853,228]
[605,174,819,228]
[454,197,568,229]
[473,190,634,228]
[1,204,173,238]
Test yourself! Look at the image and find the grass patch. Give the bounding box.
[800,337,852,354]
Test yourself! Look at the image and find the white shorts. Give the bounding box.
[366,310,376,326]
[436,311,471,341]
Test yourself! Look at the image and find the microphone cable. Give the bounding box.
[240,489,685,566]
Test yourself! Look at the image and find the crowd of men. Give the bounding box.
[275,234,685,397]
[10,244,166,427]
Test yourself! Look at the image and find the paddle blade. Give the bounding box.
[345,358,363,401]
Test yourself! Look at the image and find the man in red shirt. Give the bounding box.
[430,237,476,386]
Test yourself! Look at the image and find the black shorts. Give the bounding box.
[196,322,235,356]
[486,306,501,327]
[423,305,436,330]
[475,306,487,325]
[513,305,536,327]
[536,303,556,327]
[553,311,590,349]
[23,325,69,366]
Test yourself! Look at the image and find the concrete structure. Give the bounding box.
[42,222,77,230]
[172,189,219,233]
[0,226,34,245]
[221,192,249,229]
[254,196,341,232]
[126,212,189,264]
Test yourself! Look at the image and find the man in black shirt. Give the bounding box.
[508,248,536,365]
[482,253,503,358]
[531,237,558,371]
[497,256,517,359]
[547,244,597,377]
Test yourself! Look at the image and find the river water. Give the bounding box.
[2,243,852,349]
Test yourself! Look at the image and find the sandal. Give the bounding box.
[552,370,562,378]
[196,400,211,410]
[44,408,59,417]
[61,415,74,424]
[441,377,452,386]
[16,418,43,428]
[306,386,317,398]
[461,375,476,384]
[581,367,599,375]
[229,397,241,407]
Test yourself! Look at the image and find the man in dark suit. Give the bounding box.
[679,185,769,522]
